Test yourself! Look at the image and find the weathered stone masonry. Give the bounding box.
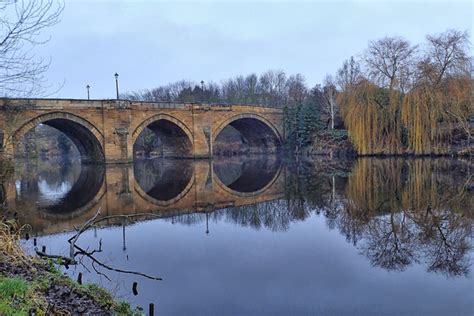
[0,98,284,164]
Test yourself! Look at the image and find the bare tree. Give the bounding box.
[286,73,307,106]
[364,36,417,91]
[244,73,258,103]
[323,75,337,129]
[407,30,472,147]
[336,56,362,92]
[259,69,287,106]
[122,80,195,102]
[0,0,63,96]
[422,29,470,86]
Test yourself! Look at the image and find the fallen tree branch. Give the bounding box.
[91,261,112,282]
[73,243,163,281]
[36,209,164,281]
[68,208,101,258]
[68,208,101,244]
[62,209,163,281]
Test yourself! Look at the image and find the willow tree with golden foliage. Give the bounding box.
[338,30,472,155]
[338,36,416,155]
[402,77,472,154]
[402,30,472,154]
[339,81,403,154]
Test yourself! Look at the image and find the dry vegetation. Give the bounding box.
[0,219,138,315]
[0,220,30,263]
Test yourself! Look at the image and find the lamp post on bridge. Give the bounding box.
[86,84,90,100]
[200,80,205,102]
[115,73,120,100]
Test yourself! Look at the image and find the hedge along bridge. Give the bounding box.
[0,98,284,163]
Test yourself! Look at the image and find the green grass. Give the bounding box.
[82,283,142,315]
[83,283,115,309]
[0,277,28,298]
[0,274,142,316]
[0,276,41,316]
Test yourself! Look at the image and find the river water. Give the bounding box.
[2,156,473,315]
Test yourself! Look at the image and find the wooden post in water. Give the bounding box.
[132,282,138,296]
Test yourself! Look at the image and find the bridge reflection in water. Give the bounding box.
[5,157,471,315]
[3,157,473,280]
[7,157,284,235]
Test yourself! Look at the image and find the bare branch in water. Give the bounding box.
[73,243,163,281]
[68,208,101,258]
[61,208,164,281]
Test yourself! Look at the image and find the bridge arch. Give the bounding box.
[13,112,105,163]
[132,114,193,158]
[213,113,282,155]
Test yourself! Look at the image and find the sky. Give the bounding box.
[35,0,473,99]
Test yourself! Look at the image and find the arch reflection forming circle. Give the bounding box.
[213,157,282,197]
[133,158,194,206]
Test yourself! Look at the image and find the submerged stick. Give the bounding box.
[59,208,164,281]
[68,208,101,258]
[132,282,138,296]
[72,243,163,281]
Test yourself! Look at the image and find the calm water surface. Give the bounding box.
[3,156,473,315]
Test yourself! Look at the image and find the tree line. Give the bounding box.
[124,29,471,156]
[123,71,314,108]
[122,71,337,155]
[123,71,342,154]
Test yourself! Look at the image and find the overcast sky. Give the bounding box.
[38,0,473,99]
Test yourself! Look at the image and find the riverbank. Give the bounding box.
[297,129,473,159]
[0,220,140,315]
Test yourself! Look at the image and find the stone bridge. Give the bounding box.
[5,158,286,235]
[0,98,284,163]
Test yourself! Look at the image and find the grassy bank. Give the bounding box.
[0,220,140,315]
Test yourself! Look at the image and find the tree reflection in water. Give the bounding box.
[320,158,472,277]
[167,158,473,277]
[164,199,296,232]
[2,156,472,278]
